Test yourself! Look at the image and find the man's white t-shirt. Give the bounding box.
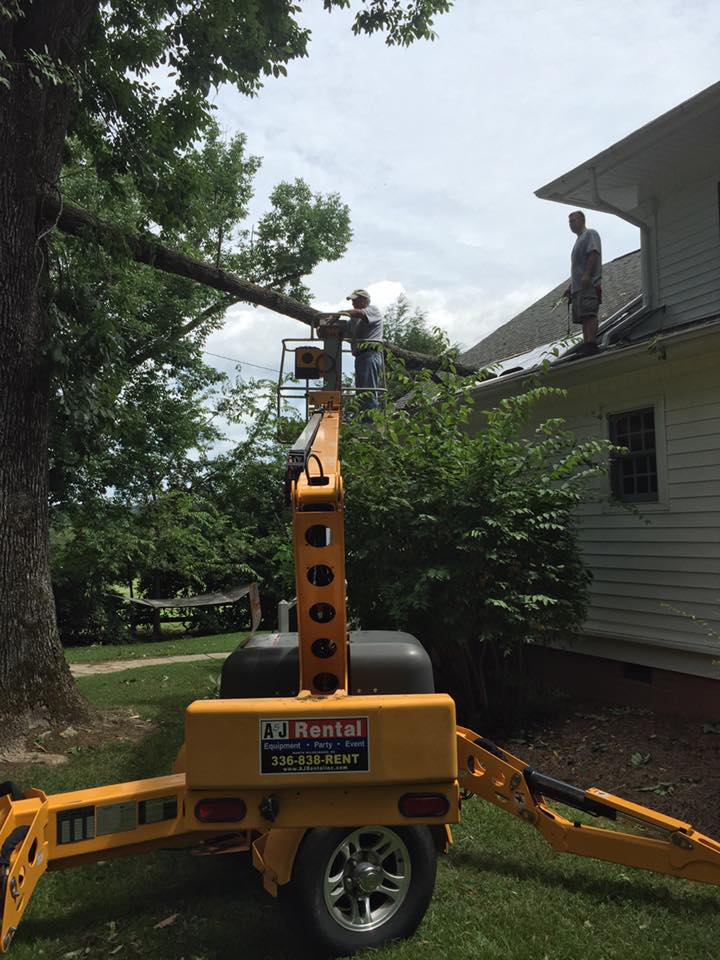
[348,304,383,355]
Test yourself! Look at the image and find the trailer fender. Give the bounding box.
[252,828,306,896]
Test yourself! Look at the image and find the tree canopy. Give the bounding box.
[4,1,453,202]
[50,127,351,505]
[0,0,455,727]
[383,294,459,357]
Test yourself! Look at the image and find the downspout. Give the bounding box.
[588,167,656,311]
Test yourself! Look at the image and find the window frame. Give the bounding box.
[603,397,669,511]
[608,406,659,503]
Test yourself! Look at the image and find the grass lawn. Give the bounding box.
[63,631,250,663]
[2,662,719,960]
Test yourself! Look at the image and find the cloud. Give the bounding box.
[204,306,299,379]
[403,283,550,351]
[199,1,715,378]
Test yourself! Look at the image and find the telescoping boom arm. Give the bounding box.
[285,388,349,697]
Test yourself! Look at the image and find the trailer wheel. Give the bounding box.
[292,824,436,956]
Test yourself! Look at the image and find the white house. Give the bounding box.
[461,83,720,716]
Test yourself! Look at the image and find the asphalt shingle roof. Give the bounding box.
[460,249,641,369]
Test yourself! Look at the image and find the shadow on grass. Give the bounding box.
[449,847,720,917]
[22,852,320,960]
[12,666,324,959]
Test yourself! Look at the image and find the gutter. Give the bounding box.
[470,317,720,399]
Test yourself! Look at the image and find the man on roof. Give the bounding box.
[332,288,384,412]
[565,210,602,350]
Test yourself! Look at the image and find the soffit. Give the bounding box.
[535,82,720,221]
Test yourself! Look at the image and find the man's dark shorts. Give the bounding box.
[571,285,602,324]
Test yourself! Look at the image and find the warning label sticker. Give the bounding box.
[260,717,369,775]
[96,801,136,836]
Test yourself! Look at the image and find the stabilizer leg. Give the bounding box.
[0,792,49,953]
[457,727,720,887]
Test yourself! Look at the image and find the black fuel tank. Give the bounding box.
[219,630,434,699]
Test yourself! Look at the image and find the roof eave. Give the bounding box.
[534,81,720,222]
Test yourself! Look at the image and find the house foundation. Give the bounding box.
[526,645,720,721]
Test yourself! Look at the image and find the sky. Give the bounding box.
[202,0,720,384]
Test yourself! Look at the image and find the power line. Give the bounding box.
[203,351,280,374]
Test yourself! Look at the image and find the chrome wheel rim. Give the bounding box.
[322,826,412,932]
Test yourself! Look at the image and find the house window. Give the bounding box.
[608,407,658,502]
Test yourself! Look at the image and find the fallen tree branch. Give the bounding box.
[382,343,477,377]
[47,195,480,377]
[47,195,324,325]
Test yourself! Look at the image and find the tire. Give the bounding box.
[291,824,436,956]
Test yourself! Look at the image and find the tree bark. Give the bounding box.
[383,342,477,377]
[48,197,480,377]
[49,197,324,326]
[0,0,98,729]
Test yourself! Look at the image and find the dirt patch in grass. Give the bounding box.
[499,702,720,837]
[0,707,155,767]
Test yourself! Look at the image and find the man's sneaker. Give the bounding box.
[576,341,599,356]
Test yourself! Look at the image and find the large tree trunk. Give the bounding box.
[0,1,98,730]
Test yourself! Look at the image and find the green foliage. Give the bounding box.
[49,129,350,504]
[0,1,23,23]
[25,47,81,91]
[74,2,309,198]
[51,378,297,645]
[196,379,301,617]
[341,359,613,725]
[145,123,262,254]
[247,179,352,302]
[51,486,259,645]
[29,0,451,647]
[384,294,458,357]
[50,511,130,648]
[326,0,454,45]
[382,294,460,399]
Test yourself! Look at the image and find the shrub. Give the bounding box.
[342,361,612,726]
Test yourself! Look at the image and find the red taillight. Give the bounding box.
[195,798,247,823]
[398,793,450,817]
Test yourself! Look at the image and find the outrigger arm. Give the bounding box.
[457,729,720,885]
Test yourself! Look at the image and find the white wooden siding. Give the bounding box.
[656,176,720,324]
[537,348,720,663]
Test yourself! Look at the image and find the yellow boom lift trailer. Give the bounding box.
[2,330,720,955]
